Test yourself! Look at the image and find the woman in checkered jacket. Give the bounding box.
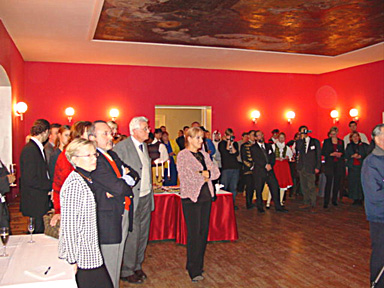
[58,138,113,288]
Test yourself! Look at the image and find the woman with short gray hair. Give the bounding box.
[58,138,113,288]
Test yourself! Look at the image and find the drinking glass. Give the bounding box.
[0,227,9,257]
[9,164,16,187]
[28,218,35,243]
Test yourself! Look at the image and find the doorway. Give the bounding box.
[155,106,212,139]
[0,66,12,167]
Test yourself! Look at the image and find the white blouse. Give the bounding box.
[272,142,293,160]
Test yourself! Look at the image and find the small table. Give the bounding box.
[0,234,76,288]
[149,191,238,244]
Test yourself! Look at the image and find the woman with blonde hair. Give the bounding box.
[59,138,112,288]
[177,127,220,282]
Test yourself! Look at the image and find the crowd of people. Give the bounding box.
[0,115,382,287]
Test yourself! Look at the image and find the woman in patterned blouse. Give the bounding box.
[58,138,112,288]
[177,127,220,283]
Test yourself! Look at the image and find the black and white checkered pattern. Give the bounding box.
[58,171,103,269]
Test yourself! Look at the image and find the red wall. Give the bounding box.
[24,62,320,141]
[317,61,384,141]
[0,22,25,165]
[0,20,25,199]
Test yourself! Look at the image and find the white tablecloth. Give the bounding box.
[0,234,77,287]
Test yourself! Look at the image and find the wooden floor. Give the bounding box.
[9,194,370,287]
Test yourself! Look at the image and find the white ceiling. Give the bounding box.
[0,0,383,74]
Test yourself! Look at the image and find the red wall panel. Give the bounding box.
[24,62,320,141]
[317,61,384,142]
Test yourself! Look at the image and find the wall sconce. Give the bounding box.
[286,111,295,124]
[349,108,359,121]
[65,107,75,123]
[330,110,339,124]
[109,108,119,121]
[251,110,260,124]
[14,102,28,120]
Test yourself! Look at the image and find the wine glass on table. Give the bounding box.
[9,164,16,187]
[28,217,35,243]
[0,227,9,257]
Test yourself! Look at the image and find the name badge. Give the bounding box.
[310,145,315,150]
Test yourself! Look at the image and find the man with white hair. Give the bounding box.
[362,123,384,287]
[114,116,154,284]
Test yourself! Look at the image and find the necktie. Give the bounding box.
[139,144,143,152]
[260,144,269,163]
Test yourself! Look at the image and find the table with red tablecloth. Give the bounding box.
[149,191,238,244]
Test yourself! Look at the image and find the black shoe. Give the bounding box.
[246,204,254,210]
[257,208,265,213]
[323,204,328,209]
[276,208,289,213]
[234,206,239,210]
[266,206,270,210]
[332,202,338,206]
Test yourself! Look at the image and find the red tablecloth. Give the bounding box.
[149,192,238,244]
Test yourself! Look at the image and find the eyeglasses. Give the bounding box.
[74,152,99,158]
[139,127,150,132]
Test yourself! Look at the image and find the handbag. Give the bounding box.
[43,213,60,239]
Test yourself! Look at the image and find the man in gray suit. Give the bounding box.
[114,116,154,284]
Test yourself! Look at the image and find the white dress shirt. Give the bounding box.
[152,138,169,164]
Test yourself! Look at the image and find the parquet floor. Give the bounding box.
[121,195,370,288]
[9,194,370,288]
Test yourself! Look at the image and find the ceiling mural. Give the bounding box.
[94,0,384,56]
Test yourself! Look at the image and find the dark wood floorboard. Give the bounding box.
[9,194,370,287]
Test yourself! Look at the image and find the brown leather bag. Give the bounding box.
[43,213,60,239]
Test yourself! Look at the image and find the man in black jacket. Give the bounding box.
[89,120,138,288]
[20,119,52,233]
[250,130,288,213]
[296,126,321,212]
[176,126,189,150]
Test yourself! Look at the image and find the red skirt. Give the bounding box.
[274,159,293,189]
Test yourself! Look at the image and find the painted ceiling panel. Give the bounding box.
[94,0,384,56]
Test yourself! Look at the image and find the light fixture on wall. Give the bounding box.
[349,108,359,121]
[65,107,75,123]
[251,110,260,124]
[286,111,295,124]
[330,110,339,124]
[109,108,119,121]
[14,102,28,120]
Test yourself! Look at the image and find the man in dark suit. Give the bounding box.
[114,116,154,284]
[20,119,52,233]
[176,126,189,150]
[89,120,138,288]
[0,159,16,227]
[43,123,61,165]
[296,125,321,212]
[250,130,288,213]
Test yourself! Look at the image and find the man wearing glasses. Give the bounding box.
[114,116,154,284]
[89,120,138,288]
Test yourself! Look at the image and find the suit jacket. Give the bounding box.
[250,142,276,178]
[20,140,52,217]
[176,136,185,150]
[241,141,254,175]
[0,161,11,195]
[0,161,11,227]
[321,138,345,174]
[296,137,321,174]
[113,136,154,213]
[44,141,55,165]
[91,150,138,244]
